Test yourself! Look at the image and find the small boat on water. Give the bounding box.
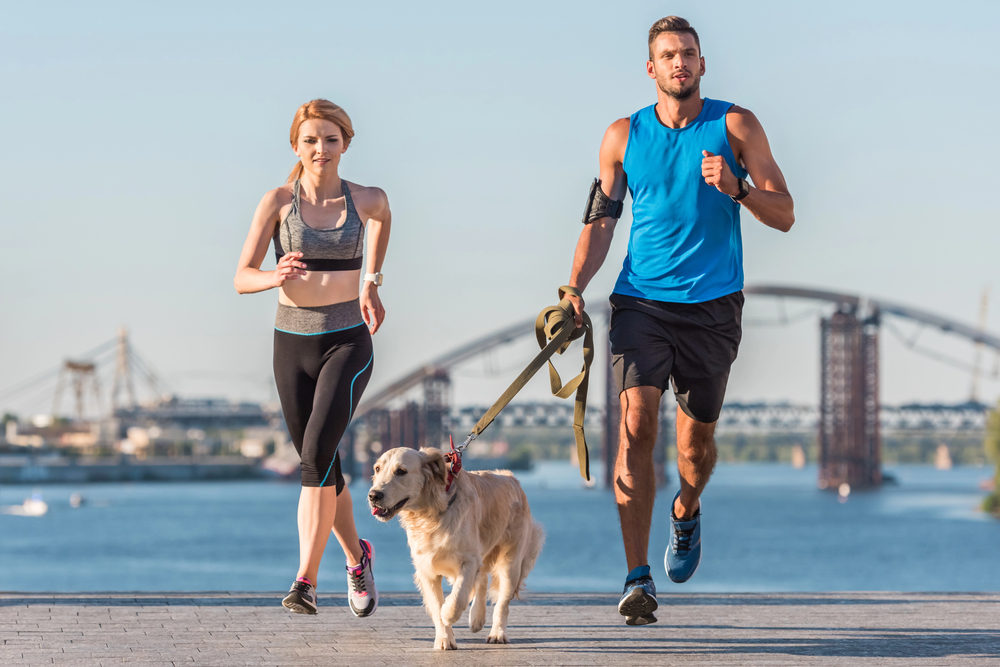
[934,444,953,470]
[1,492,49,517]
[791,444,806,469]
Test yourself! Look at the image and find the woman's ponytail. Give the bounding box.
[286,161,305,184]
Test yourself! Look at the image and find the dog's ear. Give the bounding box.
[420,448,447,486]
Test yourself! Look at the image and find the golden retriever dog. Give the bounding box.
[367,446,544,650]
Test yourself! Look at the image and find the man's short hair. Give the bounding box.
[648,16,700,60]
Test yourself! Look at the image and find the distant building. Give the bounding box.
[5,420,101,450]
[114,396,275,430]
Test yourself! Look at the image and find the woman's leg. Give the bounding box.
[295,329,373,584]
[274,330,331,585]
[332,485,363,566]
[295,474,363,584]
[296,486,339,585]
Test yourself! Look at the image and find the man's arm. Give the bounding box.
[701,106,794,232]
[566,118,629,327]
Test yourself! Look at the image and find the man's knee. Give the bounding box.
[677,433,716,466]
[621,405,658,449]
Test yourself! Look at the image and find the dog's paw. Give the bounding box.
[469,600,486,633]
[434,634,458,650]
[486,629,509,645]
[441,601,463,626]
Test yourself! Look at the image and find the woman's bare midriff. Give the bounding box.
[278,269,361,307]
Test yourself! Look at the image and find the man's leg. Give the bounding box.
[614,386,662,571]
[672,406,718,520]
[664,403,718,583]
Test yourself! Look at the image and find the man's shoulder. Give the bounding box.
[723,103,753,121]
[600,117,631,162]
[607,116,631,138]
[723,104,763,140]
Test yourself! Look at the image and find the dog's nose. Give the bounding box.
[368,490,383,504]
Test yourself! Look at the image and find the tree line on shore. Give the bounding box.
[984,402,1000,517]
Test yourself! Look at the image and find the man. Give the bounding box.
[564,16,794,625]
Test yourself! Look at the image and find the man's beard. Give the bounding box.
[658,73,700,101]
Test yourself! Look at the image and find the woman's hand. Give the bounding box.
[273,252,306,287]
[361,281,385,334]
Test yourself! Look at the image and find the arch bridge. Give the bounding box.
[351,285,1000,489]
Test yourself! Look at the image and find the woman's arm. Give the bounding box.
[234,189,306,294]
[360,188,391,334]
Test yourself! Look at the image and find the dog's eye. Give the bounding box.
[395,468,407,476]
[374,465,380,473]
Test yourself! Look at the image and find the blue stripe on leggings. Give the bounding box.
[274,322,365,336]
[319,352,374,488]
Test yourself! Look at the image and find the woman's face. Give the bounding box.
[294,118,347,177]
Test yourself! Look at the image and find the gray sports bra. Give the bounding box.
[273,179,364,271]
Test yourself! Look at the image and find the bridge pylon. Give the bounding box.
[819,307,881,489]
[352,371,452,481]
[52,360,102,421]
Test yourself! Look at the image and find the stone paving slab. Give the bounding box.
[1,592,998,666]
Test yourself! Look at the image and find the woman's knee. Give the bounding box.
[298,449,338,488]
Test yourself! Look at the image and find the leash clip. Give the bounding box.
[444,435,463,492]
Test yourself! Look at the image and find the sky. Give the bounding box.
[2,0,1000,418]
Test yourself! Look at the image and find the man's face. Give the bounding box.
[647,32,705,101]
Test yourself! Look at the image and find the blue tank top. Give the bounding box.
[614,98,747,304]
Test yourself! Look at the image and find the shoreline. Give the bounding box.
[0,455,264,484]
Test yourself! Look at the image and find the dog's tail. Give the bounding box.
[513,520,545,600]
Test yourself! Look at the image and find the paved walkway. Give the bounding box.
[2,592,999,665]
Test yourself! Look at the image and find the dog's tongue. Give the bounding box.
[371,507,383,517]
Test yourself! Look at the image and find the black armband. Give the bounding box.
[582,178,624,225]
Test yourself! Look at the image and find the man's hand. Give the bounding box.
[564,294,586,329]
[701,150,739,197]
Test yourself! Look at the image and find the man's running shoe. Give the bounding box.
[618,565,658,626]
[347,538,378,618]
[282,578,317,615]
[665,491,702,583]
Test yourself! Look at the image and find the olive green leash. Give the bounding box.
[452,286,594,481]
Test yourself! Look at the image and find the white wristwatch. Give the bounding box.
[364,272,384,286]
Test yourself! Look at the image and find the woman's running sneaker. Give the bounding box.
[282,577,317,615]
[347,538,378,617]
[618,565,657,626]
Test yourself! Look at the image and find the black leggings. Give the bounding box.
[273,324,373,491]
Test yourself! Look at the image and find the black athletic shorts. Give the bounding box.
[609,291,743,424]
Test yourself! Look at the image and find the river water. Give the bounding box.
[1,462,997,593]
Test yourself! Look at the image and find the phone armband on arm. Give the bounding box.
[582,178,624,225]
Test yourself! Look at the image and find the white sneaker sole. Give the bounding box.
[282,594,317,615]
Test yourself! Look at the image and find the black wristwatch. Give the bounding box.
[731,177,750,203]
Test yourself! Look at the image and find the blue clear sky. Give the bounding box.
[2,0,999,417]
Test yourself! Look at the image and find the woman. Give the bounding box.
[235,99,390,616]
